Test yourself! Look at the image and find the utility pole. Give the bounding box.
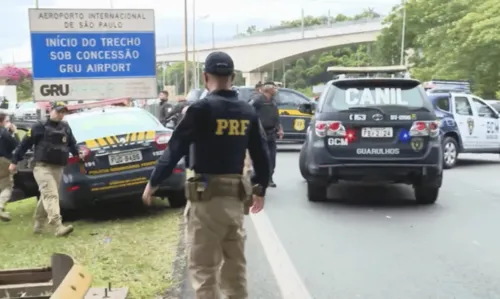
[35,0,39,8]
[183,0,189,95]
[192,0,197,89]
[400,0,407,65]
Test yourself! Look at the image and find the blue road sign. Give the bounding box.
[29,9,157,101]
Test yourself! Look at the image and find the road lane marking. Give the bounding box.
[250,211,313,299]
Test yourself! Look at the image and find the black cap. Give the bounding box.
[51,101,68,112]
[204,51,234,76]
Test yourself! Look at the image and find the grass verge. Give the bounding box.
[0,197,182,298]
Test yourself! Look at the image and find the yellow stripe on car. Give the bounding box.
[279,109,312,117]
[105,136,115,145]
[145,130,155,140]
[85,139,99,149]
[96,138,107,147]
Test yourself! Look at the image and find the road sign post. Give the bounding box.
[29,9,157,101]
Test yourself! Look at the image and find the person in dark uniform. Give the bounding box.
[142,51,270,299]
[9,102,84,237]
[0,112,19,221]
[158,90,173,125]
[249,81,283,187]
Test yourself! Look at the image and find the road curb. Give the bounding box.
[163,210,188,299]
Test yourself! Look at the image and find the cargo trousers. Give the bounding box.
[0,158,13,220]
[33,162,64,225]
[185,173,252,299]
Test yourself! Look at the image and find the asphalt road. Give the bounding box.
[182,151,500,299]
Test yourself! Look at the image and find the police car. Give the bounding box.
[199,86,313,142]
[299,67,442,204]
[13,103,186,213]
[429,91,500,169]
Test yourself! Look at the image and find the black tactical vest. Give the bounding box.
[253,97,279,130]
[34,121,70,166]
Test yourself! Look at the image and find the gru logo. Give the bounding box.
[40,84,70,97]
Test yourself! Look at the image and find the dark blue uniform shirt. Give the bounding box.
[149,90,271,194]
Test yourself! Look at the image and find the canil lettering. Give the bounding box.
[345,88,408,106]
[40,84,70,97]
[215,119,250,136]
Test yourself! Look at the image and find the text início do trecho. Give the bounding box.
[37,12,148,30]
[46,37,141,74]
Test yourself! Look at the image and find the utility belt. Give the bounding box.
[186,173,253,214]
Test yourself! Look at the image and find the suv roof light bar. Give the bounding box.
[327,66,410,79]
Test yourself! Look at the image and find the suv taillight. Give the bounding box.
[315,121,349,137]
[409,121,439,138]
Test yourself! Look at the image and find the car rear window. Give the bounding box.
[67,109,162,141]
[322,80,430,112]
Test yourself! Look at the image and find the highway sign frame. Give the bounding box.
[29,8,157,101]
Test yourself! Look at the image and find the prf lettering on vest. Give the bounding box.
[215,119,250,136]
[345,88,408,106]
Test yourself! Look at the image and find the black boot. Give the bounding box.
[269,178,277,188]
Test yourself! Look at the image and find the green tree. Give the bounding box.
[374,0,500,97]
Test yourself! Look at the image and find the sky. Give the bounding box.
[0,0,401,64]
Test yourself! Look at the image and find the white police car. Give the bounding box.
[428,92,500,168]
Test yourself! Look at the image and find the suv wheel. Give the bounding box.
[442,137,458,169]
[307,182,328,202]
[167,189,187,208]
[414,185,439,205]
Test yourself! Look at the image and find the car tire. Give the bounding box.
[414,185,439,205]
[299,145,309,179]
[442,136,458,169]
[167,189,187,208]
[307,182,328,202]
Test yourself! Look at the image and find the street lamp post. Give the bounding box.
[192,0,196,89]
[183,0,189,95]
[400,0,407,65]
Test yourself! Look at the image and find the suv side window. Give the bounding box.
[472,98,496,118]
[454,96,473,116]
[435,96,450,111]
[278,90,309,108]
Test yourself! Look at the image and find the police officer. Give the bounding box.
[158,90,173,126]
[142,51,271,299]
[9,102,83,236]
[249,81,283,187]
[0,112,19,221]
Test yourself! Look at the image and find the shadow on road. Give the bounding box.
[456,158,500,168]
[316,182,439,209]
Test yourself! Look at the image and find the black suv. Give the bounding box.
[299,78,443,204]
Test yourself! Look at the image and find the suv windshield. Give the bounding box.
[322,80,431,112]
[67,109,162,141]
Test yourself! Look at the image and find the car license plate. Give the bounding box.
[361,127,393,138]
[109,151,142,166]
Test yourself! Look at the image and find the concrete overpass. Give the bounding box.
[2,18,384,85]
[157,18,384,85]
